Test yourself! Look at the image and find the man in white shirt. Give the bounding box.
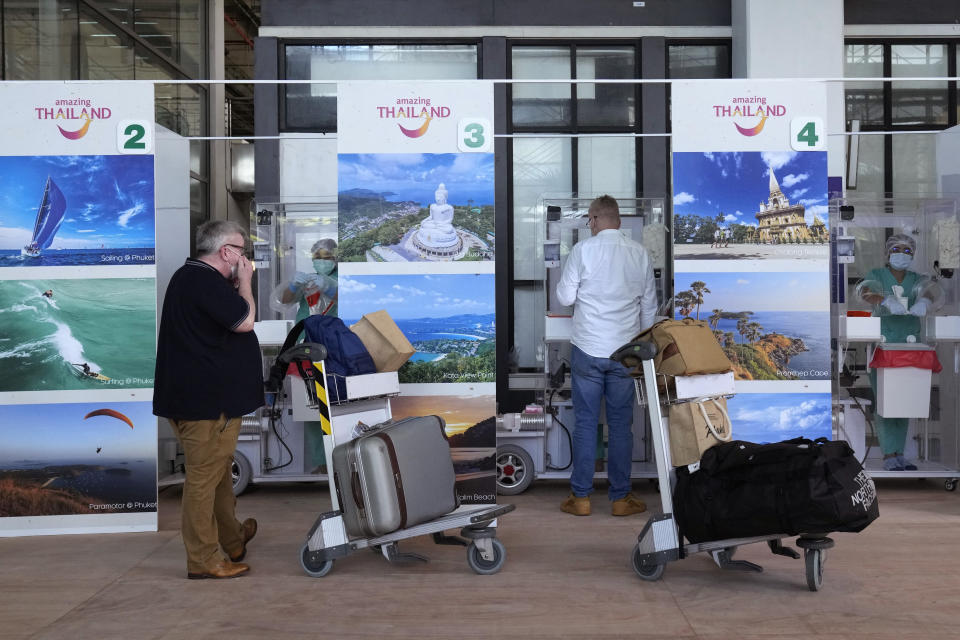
[556,195,658,516]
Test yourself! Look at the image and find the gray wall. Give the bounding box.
[263,0,731,27]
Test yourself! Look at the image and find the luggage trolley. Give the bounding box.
[610,340,836,591]
[268,342,515,577]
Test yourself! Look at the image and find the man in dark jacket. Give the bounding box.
[154,220,264,579]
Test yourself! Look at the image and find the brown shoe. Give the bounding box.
[560,493,591,516]
[227,518,258,562]
[187,558,250,580]
[611,493,646,516]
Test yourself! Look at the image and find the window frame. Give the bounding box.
[278,39,484,134]
[845,38,959,195]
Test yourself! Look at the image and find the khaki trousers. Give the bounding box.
[170,414,244,573]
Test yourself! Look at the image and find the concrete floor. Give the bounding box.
[1,478,959,639]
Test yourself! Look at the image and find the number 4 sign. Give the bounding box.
[117,119,154,154]
[790,117,825,151]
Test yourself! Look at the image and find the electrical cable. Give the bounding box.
[263,383,294,472]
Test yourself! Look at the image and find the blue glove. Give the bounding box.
[881,296,908,315]
[909,299,928,316]
[288,271,314,293]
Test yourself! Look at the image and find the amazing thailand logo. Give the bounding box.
[377,96,451,139]
[713,96,786,137]
[35,98,113,140]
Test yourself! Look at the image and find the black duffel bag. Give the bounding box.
[673,437,879,543]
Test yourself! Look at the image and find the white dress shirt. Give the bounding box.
[556,228,658,358]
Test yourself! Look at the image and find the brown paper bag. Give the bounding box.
[668,397,732,467]
[636,318,732,377]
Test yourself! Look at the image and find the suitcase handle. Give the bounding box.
[350,471,364,511]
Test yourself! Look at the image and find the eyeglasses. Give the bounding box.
[889,246,914,255]
[223,243,246,258]
[584,216,598,227]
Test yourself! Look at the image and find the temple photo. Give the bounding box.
[673,150,828,261]
[337,152,495,262]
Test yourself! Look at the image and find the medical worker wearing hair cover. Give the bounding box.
[282,238,339,322]
[860,233,931,471]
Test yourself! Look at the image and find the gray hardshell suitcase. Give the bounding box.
[332,415,459,539]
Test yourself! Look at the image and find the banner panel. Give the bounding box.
[672,80,831,443]
[0,82,157,535]
[338,81,496,503]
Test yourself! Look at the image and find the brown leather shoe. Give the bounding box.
[187,558,250,580]
[611,493,646,516]
[560,493,591,516]
[228,518,258,562]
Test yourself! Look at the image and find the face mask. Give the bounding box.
[313,259,336,275]
[889,253,913,270]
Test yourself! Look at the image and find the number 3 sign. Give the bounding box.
[117,119,154,154]
[458,118,492,153]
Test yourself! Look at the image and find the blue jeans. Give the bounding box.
[570,345,636,500]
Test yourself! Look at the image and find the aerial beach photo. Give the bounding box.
[338,153,494,263]
[339,272,495,383]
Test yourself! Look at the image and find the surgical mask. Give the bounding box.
[889,253,913,270]
[313,259,336,275]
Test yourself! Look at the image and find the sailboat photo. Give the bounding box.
[21,177,67,258]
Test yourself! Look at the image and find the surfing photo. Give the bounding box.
[0,154,155,267]
[0,401,157,518]
[0,278,156,391]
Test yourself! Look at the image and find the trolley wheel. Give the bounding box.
[466,539,506,575]
[300,543,334,578]
[723,546,737,560]
[496,444,535,495]
[945,479,957,492]
[631,543,666,581]
[231,452,252,496]
[804,548,825,592]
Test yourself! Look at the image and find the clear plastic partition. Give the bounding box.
[537,193,669,380]
[831,196,960,481]
[251,199,339,321]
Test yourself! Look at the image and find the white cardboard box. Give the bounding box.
[844,316,882,341]
[673,371,736,401]
[875,344,935,418]
[925,315,960,340]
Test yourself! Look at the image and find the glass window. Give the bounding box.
[80,9,135,80]
[511,47,572,128]
[284,44,479,131]
[845,43,884,126]
[892,134,938,196]
[576,47,636,127]
[3,0,78,80]
[850,133,885,195]
[134,0,204,78]
[668,44,730,79]
[891,44,948,125]
[577,137,635,195]
[512,137,572,281]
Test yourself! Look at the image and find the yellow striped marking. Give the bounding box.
[312,360,332,435]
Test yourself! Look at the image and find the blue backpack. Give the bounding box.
[301,315,376,400]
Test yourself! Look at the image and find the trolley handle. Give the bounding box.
[609,340,658,367]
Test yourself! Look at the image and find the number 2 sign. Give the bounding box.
[117,120,154,154]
